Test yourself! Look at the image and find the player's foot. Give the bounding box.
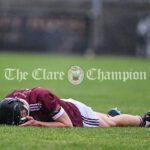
[143,111,150,127]
[108,108,121,117]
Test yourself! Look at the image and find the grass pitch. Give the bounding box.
[0,53,150,150]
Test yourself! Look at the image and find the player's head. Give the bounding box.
[0,98,29,125]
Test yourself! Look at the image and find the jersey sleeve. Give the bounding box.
[37,88,64,120]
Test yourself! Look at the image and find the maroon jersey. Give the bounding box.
[5,87,83,127]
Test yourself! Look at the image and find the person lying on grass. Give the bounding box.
[0,87,149,127]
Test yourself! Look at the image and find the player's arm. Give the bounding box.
[20,111,73,128]
[20,88,73,127]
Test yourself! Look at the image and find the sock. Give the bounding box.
[145,121,150,127]
[137,116,146,127]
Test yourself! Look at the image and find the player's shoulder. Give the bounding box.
[31,87,50,93]
[6,87,50,95]
[6,88,25,95]
[5,87,55,100]
[5,88,31,98]
[31,87,56,98]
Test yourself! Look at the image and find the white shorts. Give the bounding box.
[61,98,100,127]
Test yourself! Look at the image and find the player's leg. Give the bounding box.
[108,114,141,127]
[95,112,141,127]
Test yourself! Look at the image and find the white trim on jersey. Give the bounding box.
[30,103,42,112]
[52,107,64,120]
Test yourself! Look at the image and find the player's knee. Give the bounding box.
[120,114,130,121]
[108,114,129,127]
[104,118,117,127]
[109,120,117,127]
[115,114,130,126]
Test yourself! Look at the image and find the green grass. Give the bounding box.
[0,52,150,150]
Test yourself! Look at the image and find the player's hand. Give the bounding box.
[19,116,37,126]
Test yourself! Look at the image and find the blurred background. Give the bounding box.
[0,0,150,57]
